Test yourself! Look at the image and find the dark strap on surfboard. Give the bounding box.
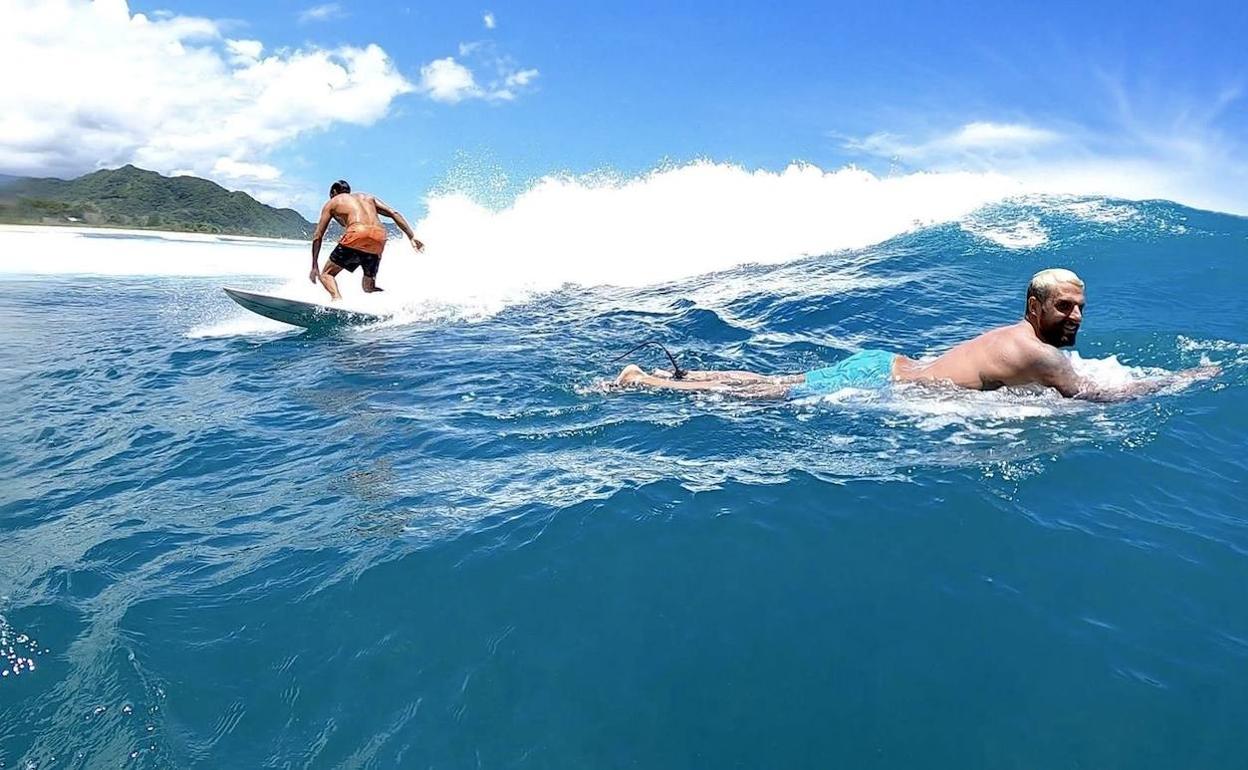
[612,340,687,380]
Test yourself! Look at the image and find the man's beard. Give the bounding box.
[1041,321,1078,347]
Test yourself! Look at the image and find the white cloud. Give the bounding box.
[504,68,539,88]
[299,3,344,23]
[213,158,282,182]
[946,122,1059,149]
[420,57,482,104]
[841,106,1248,214]
[419,45,539,104]
[845,121,1062,163]
[225,38,263,64]
[483,11,496,29]
[0,0,413,206]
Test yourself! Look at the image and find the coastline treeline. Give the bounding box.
[0,165,314,239]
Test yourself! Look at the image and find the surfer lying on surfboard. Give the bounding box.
[614,269,1220,401]
[310,180,425,300]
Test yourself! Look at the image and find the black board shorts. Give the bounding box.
[328,244,381,278]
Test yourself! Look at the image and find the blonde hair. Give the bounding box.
[1026,268,1084,310]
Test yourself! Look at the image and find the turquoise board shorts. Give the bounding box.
[790,349,895,397]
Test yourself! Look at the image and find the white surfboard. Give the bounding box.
[222,287,384,329]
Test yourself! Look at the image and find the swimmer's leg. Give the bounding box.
[616,365,792,399]
[650,368,804,385]
[731,383,794,399]
[617,365,717,390]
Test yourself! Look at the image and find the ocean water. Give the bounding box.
[1,179,1247,768]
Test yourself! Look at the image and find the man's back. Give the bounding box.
[895,322,1050,390]
[329,192,382,228]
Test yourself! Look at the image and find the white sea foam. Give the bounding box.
[186,313,292,339]
[414,163,1028,287]
[1049,198,1141,225]
[0,225,301,276]
[1177,335,1248,364]
[962,217,1049,249]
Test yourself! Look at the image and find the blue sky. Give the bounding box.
[4,0,1247,216]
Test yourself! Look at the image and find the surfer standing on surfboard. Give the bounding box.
[309,180,425,300]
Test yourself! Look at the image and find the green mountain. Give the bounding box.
[0,165,313,239]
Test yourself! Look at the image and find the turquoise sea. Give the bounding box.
[1,196,1246,768]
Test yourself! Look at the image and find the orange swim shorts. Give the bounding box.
[338,223,387,255]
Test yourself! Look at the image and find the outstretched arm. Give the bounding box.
[374,198,424,252]
[1033,348,1218,402]
[309,202,334,282]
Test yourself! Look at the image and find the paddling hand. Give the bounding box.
[411,237,425,253]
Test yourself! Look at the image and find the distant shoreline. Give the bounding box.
[0,222,305,245]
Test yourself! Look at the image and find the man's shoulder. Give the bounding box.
[994,322,1046,350]
[1009,339,1069,381]
[984,325,1062,371]
[969,322,1035,352]
[988,329,1072,391]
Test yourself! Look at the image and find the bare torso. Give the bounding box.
[328,193,383,228]
[893,321,1054,390]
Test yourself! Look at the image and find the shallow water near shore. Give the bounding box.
[1,196,1247,768]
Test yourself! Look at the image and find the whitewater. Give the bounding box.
[1,160,1246,769]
